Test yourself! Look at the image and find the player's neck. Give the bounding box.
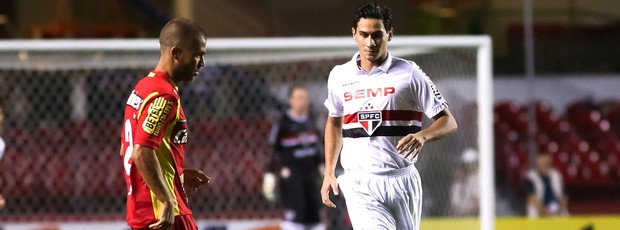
[537,167,551,175]
[358,57,387,73]
[288,109,308,120]
[153,63,178,83]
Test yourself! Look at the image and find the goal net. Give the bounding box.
[0,37,492,229]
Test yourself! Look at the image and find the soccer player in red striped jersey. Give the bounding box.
[321,2,458,230]
[120,18,209,230]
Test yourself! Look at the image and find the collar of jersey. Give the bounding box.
[352,51,393,74]
[148,71,179,91]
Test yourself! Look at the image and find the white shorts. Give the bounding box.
[337,165,422,230]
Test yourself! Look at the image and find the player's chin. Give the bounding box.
[184,72,198,82]
[363,54,378,62]
[190,71,200,79]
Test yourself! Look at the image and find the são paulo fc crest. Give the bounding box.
[358,111,382,135]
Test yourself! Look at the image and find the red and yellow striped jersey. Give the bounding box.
[120,71,192,228]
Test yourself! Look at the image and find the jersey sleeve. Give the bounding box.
[265,120,282,173]
[410,63,448,119]
[133,94,178,149]
[324,68,344,117]
[525,178,535,195]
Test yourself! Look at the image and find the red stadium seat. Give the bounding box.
[495,101,528,134]
[558,164,580,187]
[580,162,614,187]
[595,132,620,155]
[0,152,36,196]
[552,150,571,166]
[43,152,72,196]
[535,101,564,135]
[495,101,521,119]
[605,101,620,135]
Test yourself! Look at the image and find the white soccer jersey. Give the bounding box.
[0,137,5,160]
[324,52,448,173]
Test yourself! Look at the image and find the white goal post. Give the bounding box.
[0,36,493,230]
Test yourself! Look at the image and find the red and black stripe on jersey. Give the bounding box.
[342,110,423,138]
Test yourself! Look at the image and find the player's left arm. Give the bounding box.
[397,108,457,158]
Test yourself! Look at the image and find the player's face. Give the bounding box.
[175,36,206,82]
[352,18,392,68]
[536,154,552,171]
[289,88,309,114]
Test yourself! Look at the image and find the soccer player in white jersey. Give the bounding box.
[320,2,458,229]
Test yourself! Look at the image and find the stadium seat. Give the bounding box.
[595,132,620,155]
[579,161,614,188]
[605,101,620,136]
[43,152,72,196]
[566,101,610,142]
[495,101,521,120]
[495,99,620,201]
[494,101,528,134]
[67,120,92,143]
[552,151,571,166]
[0,151,34,196]
[557,163,580,187]
[535,101,563,135]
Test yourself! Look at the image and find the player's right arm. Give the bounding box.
[321,115,343,208]
[132,144,175,230]
[525,178,547,217]
[128,93,179,229]
[262,121,281,202]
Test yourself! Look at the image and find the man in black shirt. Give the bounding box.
[263,85,323,230]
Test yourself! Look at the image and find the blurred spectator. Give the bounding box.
[525,151,569,218]
[263,85,324,230]
[450,148,479,216]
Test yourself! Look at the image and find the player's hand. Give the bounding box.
[0,194,5,210]
[321,174,339,208]
[183,168,210,192]
[149,199,175,230]
[262,173,277,202]
[397,133,427,160]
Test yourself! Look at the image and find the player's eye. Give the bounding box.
[371,32,384,39]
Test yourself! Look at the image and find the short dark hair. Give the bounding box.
[353,2,393,31]
[159,18,205,49]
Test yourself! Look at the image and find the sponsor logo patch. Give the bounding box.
[344,87,395,102]
[142,97,173,135]
[429,81,443,100]
[126,90,143,110]
[173,129,188,144]
[358,111,382,135]
[172,121,188,144]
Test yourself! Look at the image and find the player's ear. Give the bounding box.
[351,27,356,39]
[388,28,394,41]
[171,46,182,61]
